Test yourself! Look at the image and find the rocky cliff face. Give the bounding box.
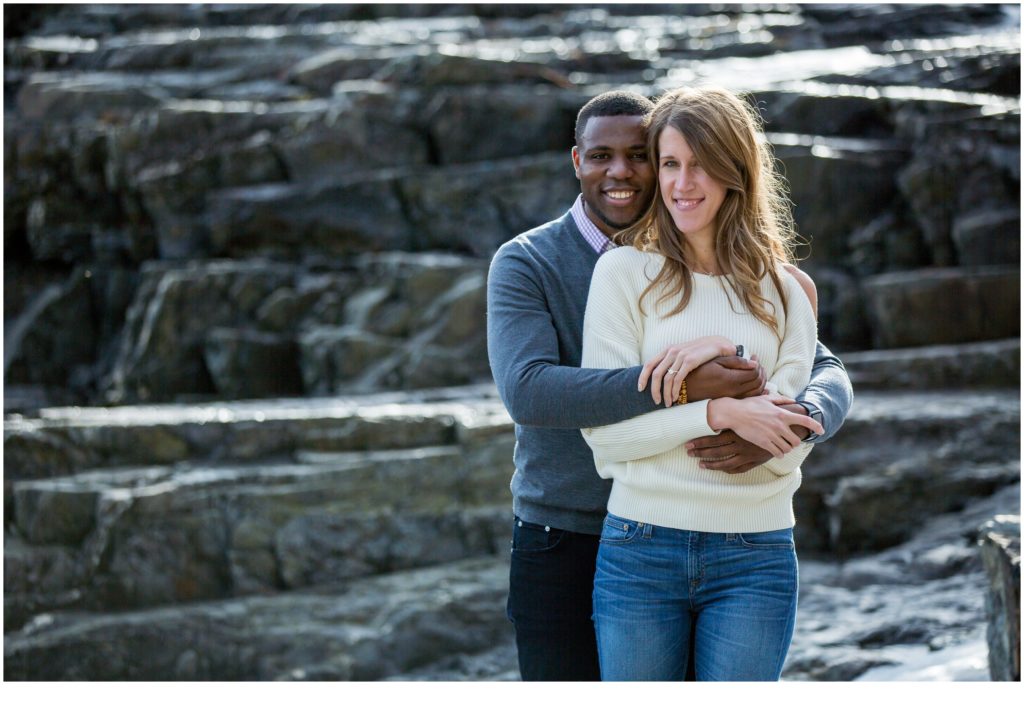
[4,2,1019,408]
[3,2,1020,682]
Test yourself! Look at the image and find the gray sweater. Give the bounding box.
[486,210,853,535]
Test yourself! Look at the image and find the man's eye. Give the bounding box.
[631,153,648,160]
[591,153,608,159]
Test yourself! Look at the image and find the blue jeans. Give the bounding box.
[592,514,798,681]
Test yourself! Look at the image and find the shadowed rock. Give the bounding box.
[769,133,910,263]
[4,556,512,681]
[951,208,1021,267]
[3,269,96,389]
[861,267,1019,348]
[841,338,1020,389]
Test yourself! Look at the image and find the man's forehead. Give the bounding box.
[580,115,647,148]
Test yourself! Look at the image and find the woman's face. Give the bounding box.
[657,125,727,243]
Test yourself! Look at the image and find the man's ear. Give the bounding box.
[571,146,581,179]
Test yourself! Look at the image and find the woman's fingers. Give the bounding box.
[792,412,824,436]
[638,350,667,392]
[651,354,677,404]
[662,356,684,407]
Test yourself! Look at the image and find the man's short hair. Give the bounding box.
[574,91,655,145]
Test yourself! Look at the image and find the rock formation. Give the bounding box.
[3,3,1020,681]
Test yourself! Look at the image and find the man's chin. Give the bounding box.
[591,207,640,234]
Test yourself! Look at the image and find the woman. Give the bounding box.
[580,86,822,681]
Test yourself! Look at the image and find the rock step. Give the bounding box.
[756,79,1020,136]
[4,383,508,481]
[6,385,1017,477]
[787,483,1019,682]
[798,388,1019,553]
[4,439,515,629]
[4,388,1018,590]
[841,338,1020,389]
[861,266,1020,348]
[4,555,512,681]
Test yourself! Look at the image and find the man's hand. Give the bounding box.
[681,355,766,402]
[687,403,810,474]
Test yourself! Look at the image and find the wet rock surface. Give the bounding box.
[4,3,1021,682]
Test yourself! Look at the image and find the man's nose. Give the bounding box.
[606,156,633,178]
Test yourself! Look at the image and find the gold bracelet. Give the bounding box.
[677,379,688,405]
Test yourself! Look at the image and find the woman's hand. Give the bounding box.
[639,336,736,407]
[706,395,823,459]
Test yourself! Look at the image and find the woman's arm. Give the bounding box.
[705,269,822,458]
[580,252,722,462]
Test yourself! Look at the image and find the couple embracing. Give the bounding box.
[486,87,853,682]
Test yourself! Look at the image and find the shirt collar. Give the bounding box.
[570,194,617,254]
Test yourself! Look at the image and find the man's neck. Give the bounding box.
[581,200,618,239]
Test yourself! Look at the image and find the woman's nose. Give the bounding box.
[671,168,691,192]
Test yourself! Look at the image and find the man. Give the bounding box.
[486,91,853,681]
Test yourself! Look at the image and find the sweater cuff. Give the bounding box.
[673,398,716,439]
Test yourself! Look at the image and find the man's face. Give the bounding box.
[571,115,655,236]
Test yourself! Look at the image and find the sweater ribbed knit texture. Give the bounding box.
[581,246,818,533]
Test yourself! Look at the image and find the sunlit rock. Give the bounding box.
[978,515,1021,681]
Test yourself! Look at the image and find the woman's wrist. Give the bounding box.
[707,397,738,431]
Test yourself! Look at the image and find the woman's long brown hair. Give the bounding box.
[615,86,801,338]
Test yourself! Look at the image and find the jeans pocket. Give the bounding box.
[734,528,795,550]
[512,519,565,553]
[599,514,641,545]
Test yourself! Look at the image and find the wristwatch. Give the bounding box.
[797,401,823,443]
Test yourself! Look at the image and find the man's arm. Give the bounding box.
[487,244,657,429]
[487,245,763,429]
[796,340,853,444]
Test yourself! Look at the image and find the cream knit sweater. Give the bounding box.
[580,246,817,533]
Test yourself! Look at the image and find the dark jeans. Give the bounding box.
[506,516,601,681]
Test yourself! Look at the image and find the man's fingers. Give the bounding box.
[689,442,738,460]
[724,461,760,475]
[686,432,736,451]
[698,453,742,470]
[737,375,764,398]
[714,355,755,370]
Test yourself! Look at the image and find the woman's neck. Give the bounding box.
[685,241,719,276]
